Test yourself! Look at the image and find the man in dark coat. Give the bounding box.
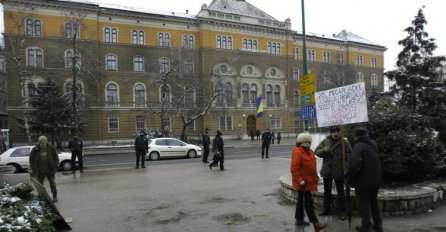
[68,135,83,173]
[346,127,383,232]
[30,135,60,202]
[134,132,148,168]
[261,128,272,159]
[315,125,351,220]
[201,128,211,163]
[209,130,224,171]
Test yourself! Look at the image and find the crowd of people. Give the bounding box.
[26,125,383,231]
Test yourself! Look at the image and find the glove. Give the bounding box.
[299,181,306,188]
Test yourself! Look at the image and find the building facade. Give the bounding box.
[1,0,386,144]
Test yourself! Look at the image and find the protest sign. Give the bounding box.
[315,82,368,127]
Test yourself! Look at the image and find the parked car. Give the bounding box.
[0,146,76,173]
[147,138,202,161]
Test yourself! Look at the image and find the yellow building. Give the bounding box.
[1,0,385,144]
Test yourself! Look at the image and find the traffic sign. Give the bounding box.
[300,104,316,120]
[299,72,315,105]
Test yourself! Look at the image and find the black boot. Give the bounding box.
[52,192,58,202]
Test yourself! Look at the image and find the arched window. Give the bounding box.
[34,20,41,36]
[266,85,273,105]
[184,60,193,75]
[294,90,299,108]
[227,37,232,49]
[65,50,81,69]
[159,58,170,73]
[215,82,223,103]
[225,82,233,103]
[158,33,170,47]
[323,70,331,84]
[184,87,195,104]
[189,36,194,49]
[26,19,33,35]
[274,85,281,105]
[133,56,144,72]
[65,22,80,39]
[250,84,257,103]
[106,54,117,71]
[132,30,138,44]
[222,36,227,50]
[104,28,111,42]
[134,84,145,107]
[139,31,144,45]
[111,28,117,43]
[65,82,83,95]
[106,83,118,106]
[241,83,249,103]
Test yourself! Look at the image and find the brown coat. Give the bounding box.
[290,146,319,192]
[29,144,59,176]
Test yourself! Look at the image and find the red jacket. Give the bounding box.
[290,146,319,192]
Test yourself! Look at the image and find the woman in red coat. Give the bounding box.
[290,132,328,231]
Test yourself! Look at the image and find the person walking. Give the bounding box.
[29,135,60,202]
[290,132,328,231]
[346,127,383,232]
[277,132,282,144]
[261,128,272,159]
[134,131,148,168]
[315,125,351,220]
[209,130,224,171]
[56,136,64,152]
[68,135,83,173]
[201,128,211,163]
[271,131,275,144]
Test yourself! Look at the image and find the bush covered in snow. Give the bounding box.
[0,183,59,232]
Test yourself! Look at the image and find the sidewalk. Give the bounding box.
[54,157,446,232]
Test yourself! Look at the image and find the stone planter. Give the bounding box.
[279,174,446,216]
[0,165,30,188]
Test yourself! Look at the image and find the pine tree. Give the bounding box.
[386,6,446,143]
[27,79,72,143]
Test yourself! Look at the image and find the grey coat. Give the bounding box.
[315,135,352,180]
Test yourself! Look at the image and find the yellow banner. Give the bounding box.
[299,72,315,105]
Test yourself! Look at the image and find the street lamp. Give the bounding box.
[269,114,273,129]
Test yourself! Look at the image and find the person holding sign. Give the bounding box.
[315,125,351,220]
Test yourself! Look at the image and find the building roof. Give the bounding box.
[207,0,277,21]
[335,30,381,46]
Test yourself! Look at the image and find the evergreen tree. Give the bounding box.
[386,7,446,142]
[28,79,72,143]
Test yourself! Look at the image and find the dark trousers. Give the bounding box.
[295,190,318,223]
[71,151,83,171]
[202,146,210,162]
[136,150,146,167]
[261,143,270,158]
[210,154,224,170]
[355,188,382,229]
[322,178,346,213]
[37,172,57,194]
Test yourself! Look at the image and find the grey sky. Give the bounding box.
[1,0,445,71]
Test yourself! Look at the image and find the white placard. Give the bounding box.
[315,82,368,127]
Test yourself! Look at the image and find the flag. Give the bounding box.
[256,96,264,118]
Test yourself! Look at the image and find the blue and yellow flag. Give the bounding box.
[256,96,264,118]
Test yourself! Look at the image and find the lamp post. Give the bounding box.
[269,114,273,129]
[242,114,246,140]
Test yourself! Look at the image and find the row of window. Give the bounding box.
[215,82,282,106]
[292,68,379,86]
[293,48,378,67]
[108,114,282,134]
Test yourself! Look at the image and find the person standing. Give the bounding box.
[277,132,282,144]
[201,128,211,163]
[209,130,224,171]
[250,129,255,141]
[56,136,64,152]
[68,135,84,173]
[29,135,60,202]
[271,131,275,144]
[134,132,148,168]
[0,134,6,153]
[290,132,328,231]
[315,125,351,220]
[256,129,261,141]
[261,128,271,159]
[346,127,383,232]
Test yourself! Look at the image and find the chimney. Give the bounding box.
[186,10,189,14]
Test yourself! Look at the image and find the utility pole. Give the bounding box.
[301,0,309,132]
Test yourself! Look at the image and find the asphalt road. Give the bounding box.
[82,145,295,171]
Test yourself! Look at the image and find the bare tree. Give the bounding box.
[1,1,37,144]
[146,45,221,141]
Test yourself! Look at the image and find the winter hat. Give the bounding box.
[329,125,341,133]
[216,130,223,136]
[354,127,368,139]
[296,132,312,144]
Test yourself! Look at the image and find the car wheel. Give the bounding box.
[149,152,160,161]
[8,164,21,173]
[187,150,197,158]
[60,160,73,171]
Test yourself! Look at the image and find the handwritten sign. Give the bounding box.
[315,82,368,127]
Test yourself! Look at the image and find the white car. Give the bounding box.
[147,138,202,161]
[0,146,75,173]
